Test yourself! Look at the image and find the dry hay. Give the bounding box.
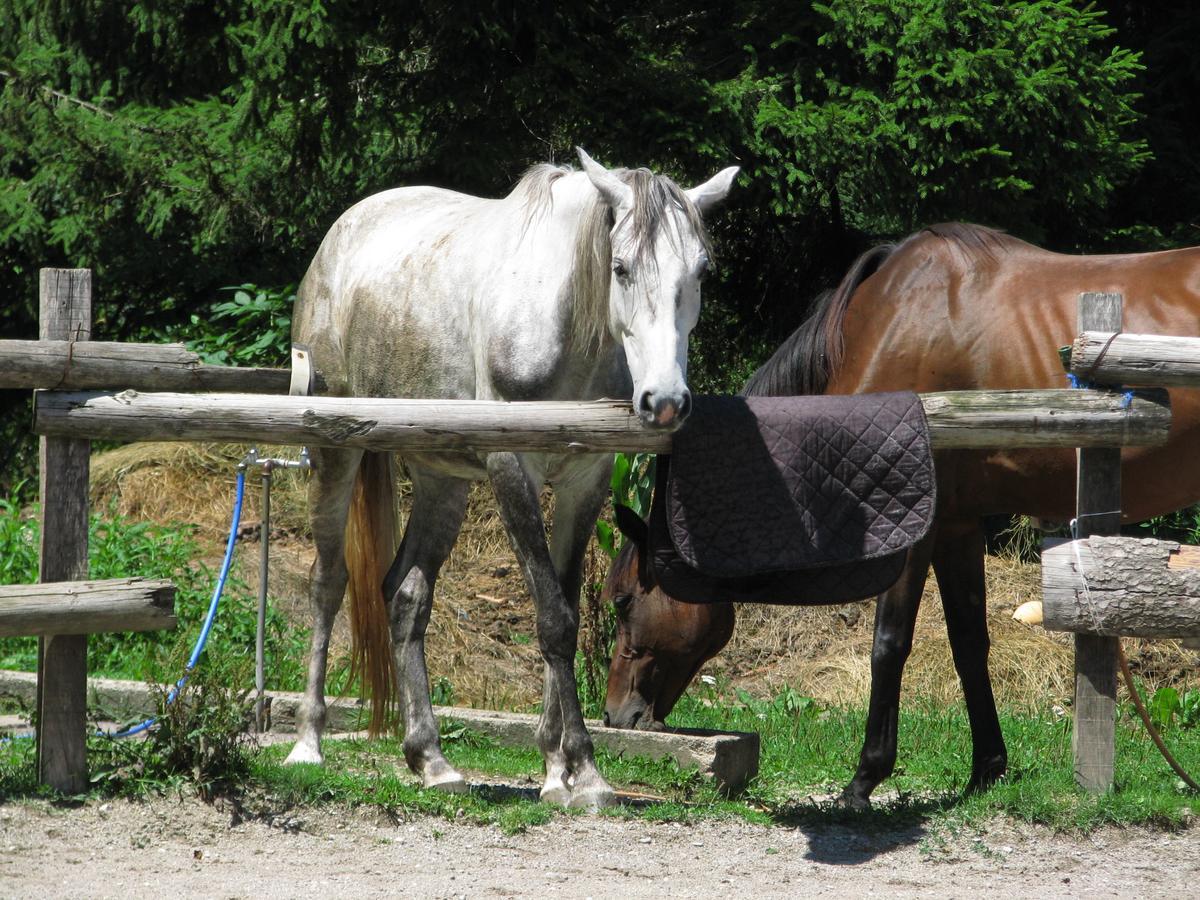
[90,442,312,549]
[89,443,1198,715]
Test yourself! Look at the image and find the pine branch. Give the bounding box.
[0,69,170,136]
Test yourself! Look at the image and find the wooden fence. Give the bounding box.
[3,271,1196,794]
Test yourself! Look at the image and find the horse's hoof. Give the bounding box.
[283,742,323,766]
[833,790,871,812]
[567,784,617,812]
[539,782,572,807]
[966,761,1007,795]
[424,765,468,794]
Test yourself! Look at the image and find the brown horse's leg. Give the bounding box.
[931,521,1007,793]
[386,467,470,791]
[285,445,364,766]
[487,451,615,810]
[837,532,936,810]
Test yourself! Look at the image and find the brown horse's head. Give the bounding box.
[602,506,735,730]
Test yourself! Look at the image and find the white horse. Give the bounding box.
[285,149,738,809]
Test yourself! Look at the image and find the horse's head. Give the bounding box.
[577,148,738,429]
[602,505,735,730]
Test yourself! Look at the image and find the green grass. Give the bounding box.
[0,497,316,692]
[5,686,1197,836]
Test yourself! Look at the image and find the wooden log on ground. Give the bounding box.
[1070,331,1200,388]
[1042,538,1200,637]
[0,578,176,638]
[33,387,1172,453]
[0,339,293,393]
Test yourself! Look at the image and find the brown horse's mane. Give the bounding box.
[743,223,1011,397]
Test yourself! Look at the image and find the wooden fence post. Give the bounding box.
[1073,291,1123,792]
[36,268,92,793]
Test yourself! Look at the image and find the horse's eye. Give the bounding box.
[612,593,634,612]
[697,254,710,280]
[612,258,629,279]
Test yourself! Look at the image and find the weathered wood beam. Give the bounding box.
[1070,331,1200,388]
[0,578,176,638]
[32,387,1172,453]
[0,339,293,393]
[1042,538,1200,638]
[917,388,1169,449]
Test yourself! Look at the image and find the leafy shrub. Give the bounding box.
[89,648,255,800]
[0,496,308,692]
[1136,506,1200,545]
[1144,686,1200,731]
[177,283,295,369]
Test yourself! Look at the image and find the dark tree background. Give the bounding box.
[1,1,1197,489]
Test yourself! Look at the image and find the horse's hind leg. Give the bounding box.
[931,520,1006,793]
[387,467,470,792]
[838,532,936,810]
[487,451,616,810]
[286,445,364,765]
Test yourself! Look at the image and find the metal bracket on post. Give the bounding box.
[240,446,311,733]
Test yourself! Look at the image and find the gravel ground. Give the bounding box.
[1,793,1196,899]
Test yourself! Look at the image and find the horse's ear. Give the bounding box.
[613,504,648,548]
[577,146,633,210]
[686,166,740,215]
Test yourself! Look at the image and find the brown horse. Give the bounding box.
[603,222,1200,809]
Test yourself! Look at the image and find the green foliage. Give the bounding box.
[1135,505,1200,545]
[717,0,1147,239]
[89,650,255,800]
[595,452,655,558]
[0,491,38,585]
[0,1,1164,377]
[0,494,309,691]
[179,283,295,368]
[1142,687,1200,731]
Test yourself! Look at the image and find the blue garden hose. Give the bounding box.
[102,467,247,739]
[1,468,247,745]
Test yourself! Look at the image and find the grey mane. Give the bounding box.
[511,163,714,351]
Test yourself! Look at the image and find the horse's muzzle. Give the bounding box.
[638,389,692,428]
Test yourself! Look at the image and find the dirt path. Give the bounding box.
[1,794,1194,899]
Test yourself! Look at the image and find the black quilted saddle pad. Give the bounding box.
[647,392,937,605]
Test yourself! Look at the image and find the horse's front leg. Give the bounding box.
[285,446,363,766]
[931,520,1006,793]
[542,457,613,806]
[837,531,936,810]
[486,451,616,810]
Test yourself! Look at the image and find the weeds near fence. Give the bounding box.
[89,650,256,800]
[0,495,311,691]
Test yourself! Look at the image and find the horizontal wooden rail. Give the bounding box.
[1069,331,1200,388]
[0,339,293,393]
[0,577,176,637]
[1042,537,1200,637]
[33,388,1171,452]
